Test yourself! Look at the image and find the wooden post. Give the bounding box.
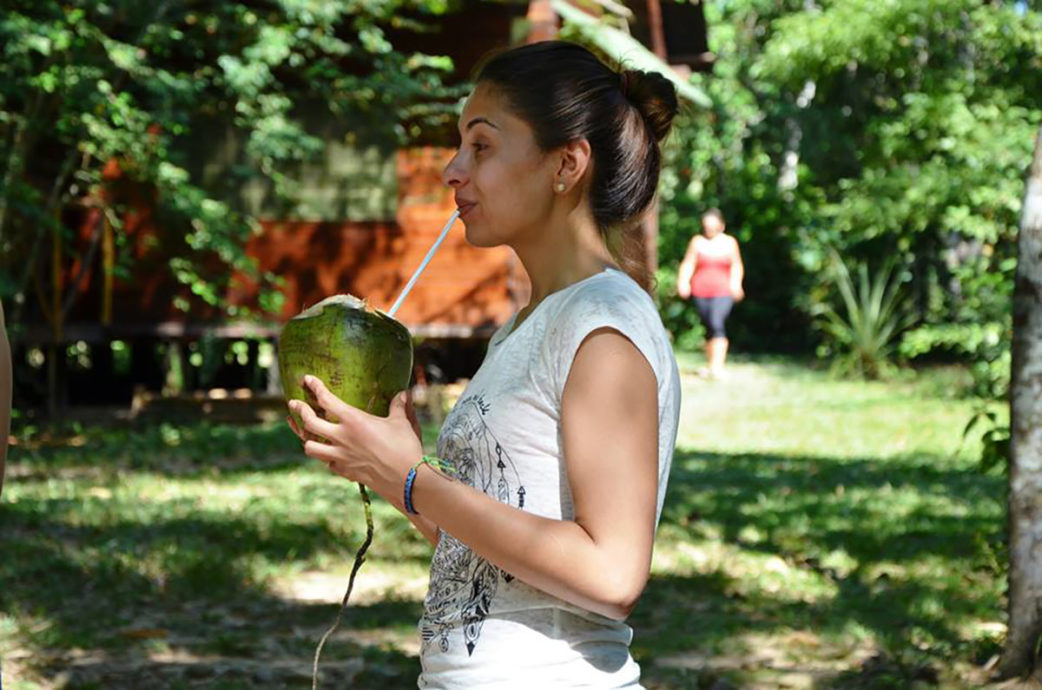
[642,0,668,288]
[268,338,282,395]
[163,340,186,396]
[247,338,261,391]
[644,199,660,289]
[47,209,65,421]
[102,211,114,326]
[645,0,668,59]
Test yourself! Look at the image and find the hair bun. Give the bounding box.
[622,69,679,142]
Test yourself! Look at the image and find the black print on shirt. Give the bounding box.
[420,393,526,656]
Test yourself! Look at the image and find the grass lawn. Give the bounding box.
[0,355,1005,688]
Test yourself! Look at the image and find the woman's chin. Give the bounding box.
[463,222,500,248]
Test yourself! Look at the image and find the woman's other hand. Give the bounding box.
[731,285,745,302]
[285,375,421,506]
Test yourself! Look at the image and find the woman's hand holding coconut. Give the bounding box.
[286,375,422,510]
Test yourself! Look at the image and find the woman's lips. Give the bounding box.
[458,202,477,218]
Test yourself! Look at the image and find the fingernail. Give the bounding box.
[304,375,312,387]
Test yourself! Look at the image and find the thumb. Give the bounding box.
[389,390,409,417]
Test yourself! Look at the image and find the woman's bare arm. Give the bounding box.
[409,328,659,620]
[401,392,441,547]
[730,236,745,299]
[677,236,700,299]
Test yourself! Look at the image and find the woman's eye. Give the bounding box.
[472,142,487,153]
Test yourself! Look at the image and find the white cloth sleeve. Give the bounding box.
[543,283,663,406]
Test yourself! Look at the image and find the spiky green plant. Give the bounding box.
[814,249,914,379]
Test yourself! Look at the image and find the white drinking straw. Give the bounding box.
[387,209,461,317]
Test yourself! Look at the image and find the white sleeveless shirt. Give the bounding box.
[417,267,682,689]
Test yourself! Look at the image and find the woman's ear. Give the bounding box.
[555,138,592,192]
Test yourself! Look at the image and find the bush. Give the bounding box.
[812,250,913,379]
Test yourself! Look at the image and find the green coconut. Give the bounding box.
[277,294,413,690]
[277,294,413,423]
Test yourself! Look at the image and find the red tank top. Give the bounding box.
[690,248,733,298]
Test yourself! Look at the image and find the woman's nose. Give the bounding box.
[442,153,468,188]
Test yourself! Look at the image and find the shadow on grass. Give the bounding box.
[632,448,1005,688]
[10,421,308,479]
[0,499,429,688]
[3,423,1006,689]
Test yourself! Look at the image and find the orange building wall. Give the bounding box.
[232,148,527,336]
[28,148,526,344]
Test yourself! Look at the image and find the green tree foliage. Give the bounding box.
[658,0,1042,369]
[0,0,457,329]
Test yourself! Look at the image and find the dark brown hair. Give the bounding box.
[475,41,679,290]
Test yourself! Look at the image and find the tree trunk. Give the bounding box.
[645,0,667,60]
[525,0,558,43]
[1000,123,1042,680]
[267,338,282,396]
[0,89,46,252]
[46,208,65,423]
[10,149,80,337]
[642,199,659,289]
[778,79,816,194]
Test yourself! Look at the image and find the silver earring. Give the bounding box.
[556,181,566,192]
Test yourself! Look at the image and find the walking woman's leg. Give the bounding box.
[708,337,729,376]
[694,298,714,376]
[707,297,734,377]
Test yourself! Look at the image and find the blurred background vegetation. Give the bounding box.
[656,0,1039,388]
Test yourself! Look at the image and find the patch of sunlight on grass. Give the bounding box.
[652,537,839,608]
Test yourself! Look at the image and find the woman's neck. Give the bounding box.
[511,209,617,306]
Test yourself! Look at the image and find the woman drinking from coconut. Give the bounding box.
[287,41,682,688]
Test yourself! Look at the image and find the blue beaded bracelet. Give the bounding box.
[404,465,420,515]
[404,456,455,516]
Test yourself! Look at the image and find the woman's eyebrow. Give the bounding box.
[458,117,499,133]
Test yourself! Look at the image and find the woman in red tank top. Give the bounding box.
[690,251,733,298]
[676,208,745,378]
